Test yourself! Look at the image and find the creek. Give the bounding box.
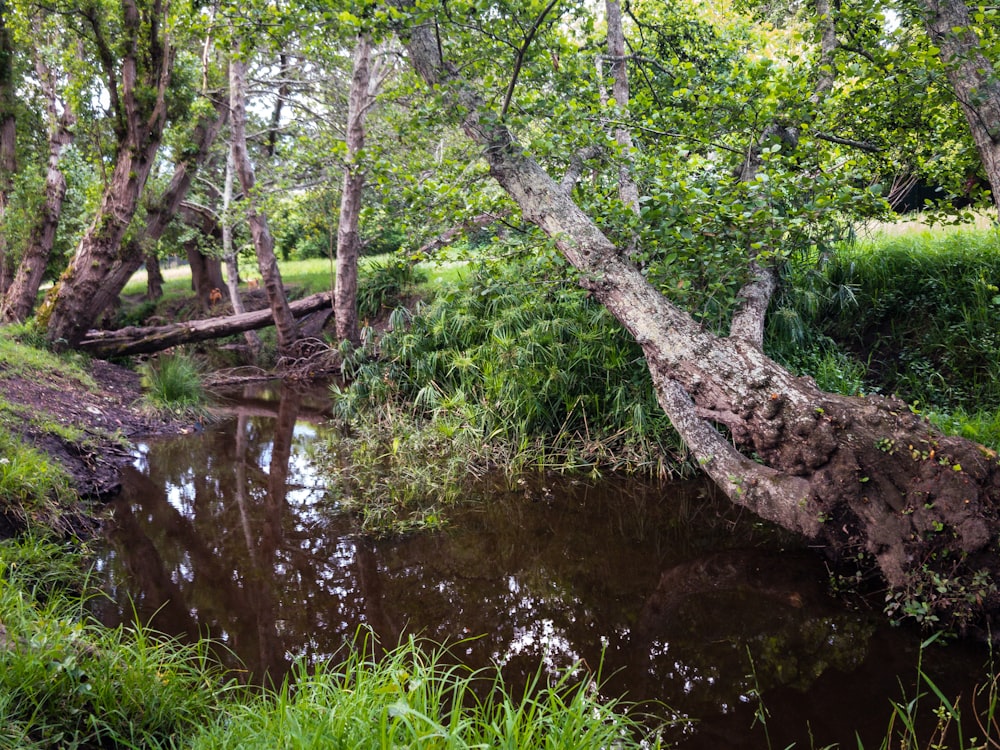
[92,381,991,749]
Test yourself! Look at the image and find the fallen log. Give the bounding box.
[78,291,332,357]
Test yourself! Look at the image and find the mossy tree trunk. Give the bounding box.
[39,0,174,347]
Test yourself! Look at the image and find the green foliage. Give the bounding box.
[356,258,427,321]
[0,427,74,532]
[337,250,685,479]
[0,537,225,750]
[775,229,1000,410]
[189,634,663,750]
[139,353,206,417]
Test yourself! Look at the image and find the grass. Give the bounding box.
[139,353,207,417]
[0,429,77,534]
[0,323,95,388]
[768,226,1000,416]
[0,537,226,750]
[188,635,665,750]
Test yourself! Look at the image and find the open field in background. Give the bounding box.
[120,255,469,300]
[856,210,998,241]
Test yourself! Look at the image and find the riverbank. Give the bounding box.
[0,328,185,538]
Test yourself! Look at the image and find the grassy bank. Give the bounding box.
[767,226,1000,446]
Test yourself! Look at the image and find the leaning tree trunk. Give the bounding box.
[920,0,1000,211]
[39,0,175,348]
[70,101,227,330]
[335,35,375,346]
[1,45,75,323]
[399,12,1000,635]
[229,52,300,357]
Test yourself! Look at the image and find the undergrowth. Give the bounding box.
[320,250,687,533]
[188,634,666,750]
[0,537,226,749]
[769,228,1000,410]
[139,353,207,418]
[337,251,684,471]
[0,428,77,536]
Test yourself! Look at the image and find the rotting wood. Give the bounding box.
[78,291,331,358]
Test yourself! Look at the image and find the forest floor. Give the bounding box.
[1,356,183,502]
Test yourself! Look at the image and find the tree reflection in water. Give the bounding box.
[92,381,991,749]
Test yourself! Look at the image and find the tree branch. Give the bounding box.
[500,0,561,120]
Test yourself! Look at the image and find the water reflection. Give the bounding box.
[93,381,990,749]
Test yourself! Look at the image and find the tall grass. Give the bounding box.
[190,635,665,750]
[0,537,226,749]
[139,353,206,417]
[768,228,1000,413]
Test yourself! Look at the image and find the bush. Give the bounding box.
[139,353,206,416]
[338,250,685,478]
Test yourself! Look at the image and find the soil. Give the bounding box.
[2,358,184,502]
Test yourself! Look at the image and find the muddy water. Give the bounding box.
[93,382,990,749]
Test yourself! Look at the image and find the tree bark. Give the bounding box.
[145,252,163,300]
[399,12,1000,635]
[39,0,174,348]
[78,290,331,357]
[0,1,17,295]
[69,98,227,332]
[605,0,640,217]
[335,35,374,346]
[229,52,300,356]
[1,43,75,323]
[920,0,1000,211]
[220,147,262,353]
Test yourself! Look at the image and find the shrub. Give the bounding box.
[139,353,206,416]
[338,250,685,478]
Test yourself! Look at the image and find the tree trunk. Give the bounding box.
[335,35,374,346]
[604,0,640,217]
[920,0,1000,211]
[221,146,262,353]
[1,45,75,323]
[400,14,1000,635]
[229,52,300,356]
[78,290,331,357]
[145,252,163,300]
[40,0,175,348]
[186,244,226,311]
[0,1,17,296]
[62,96,226,334]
